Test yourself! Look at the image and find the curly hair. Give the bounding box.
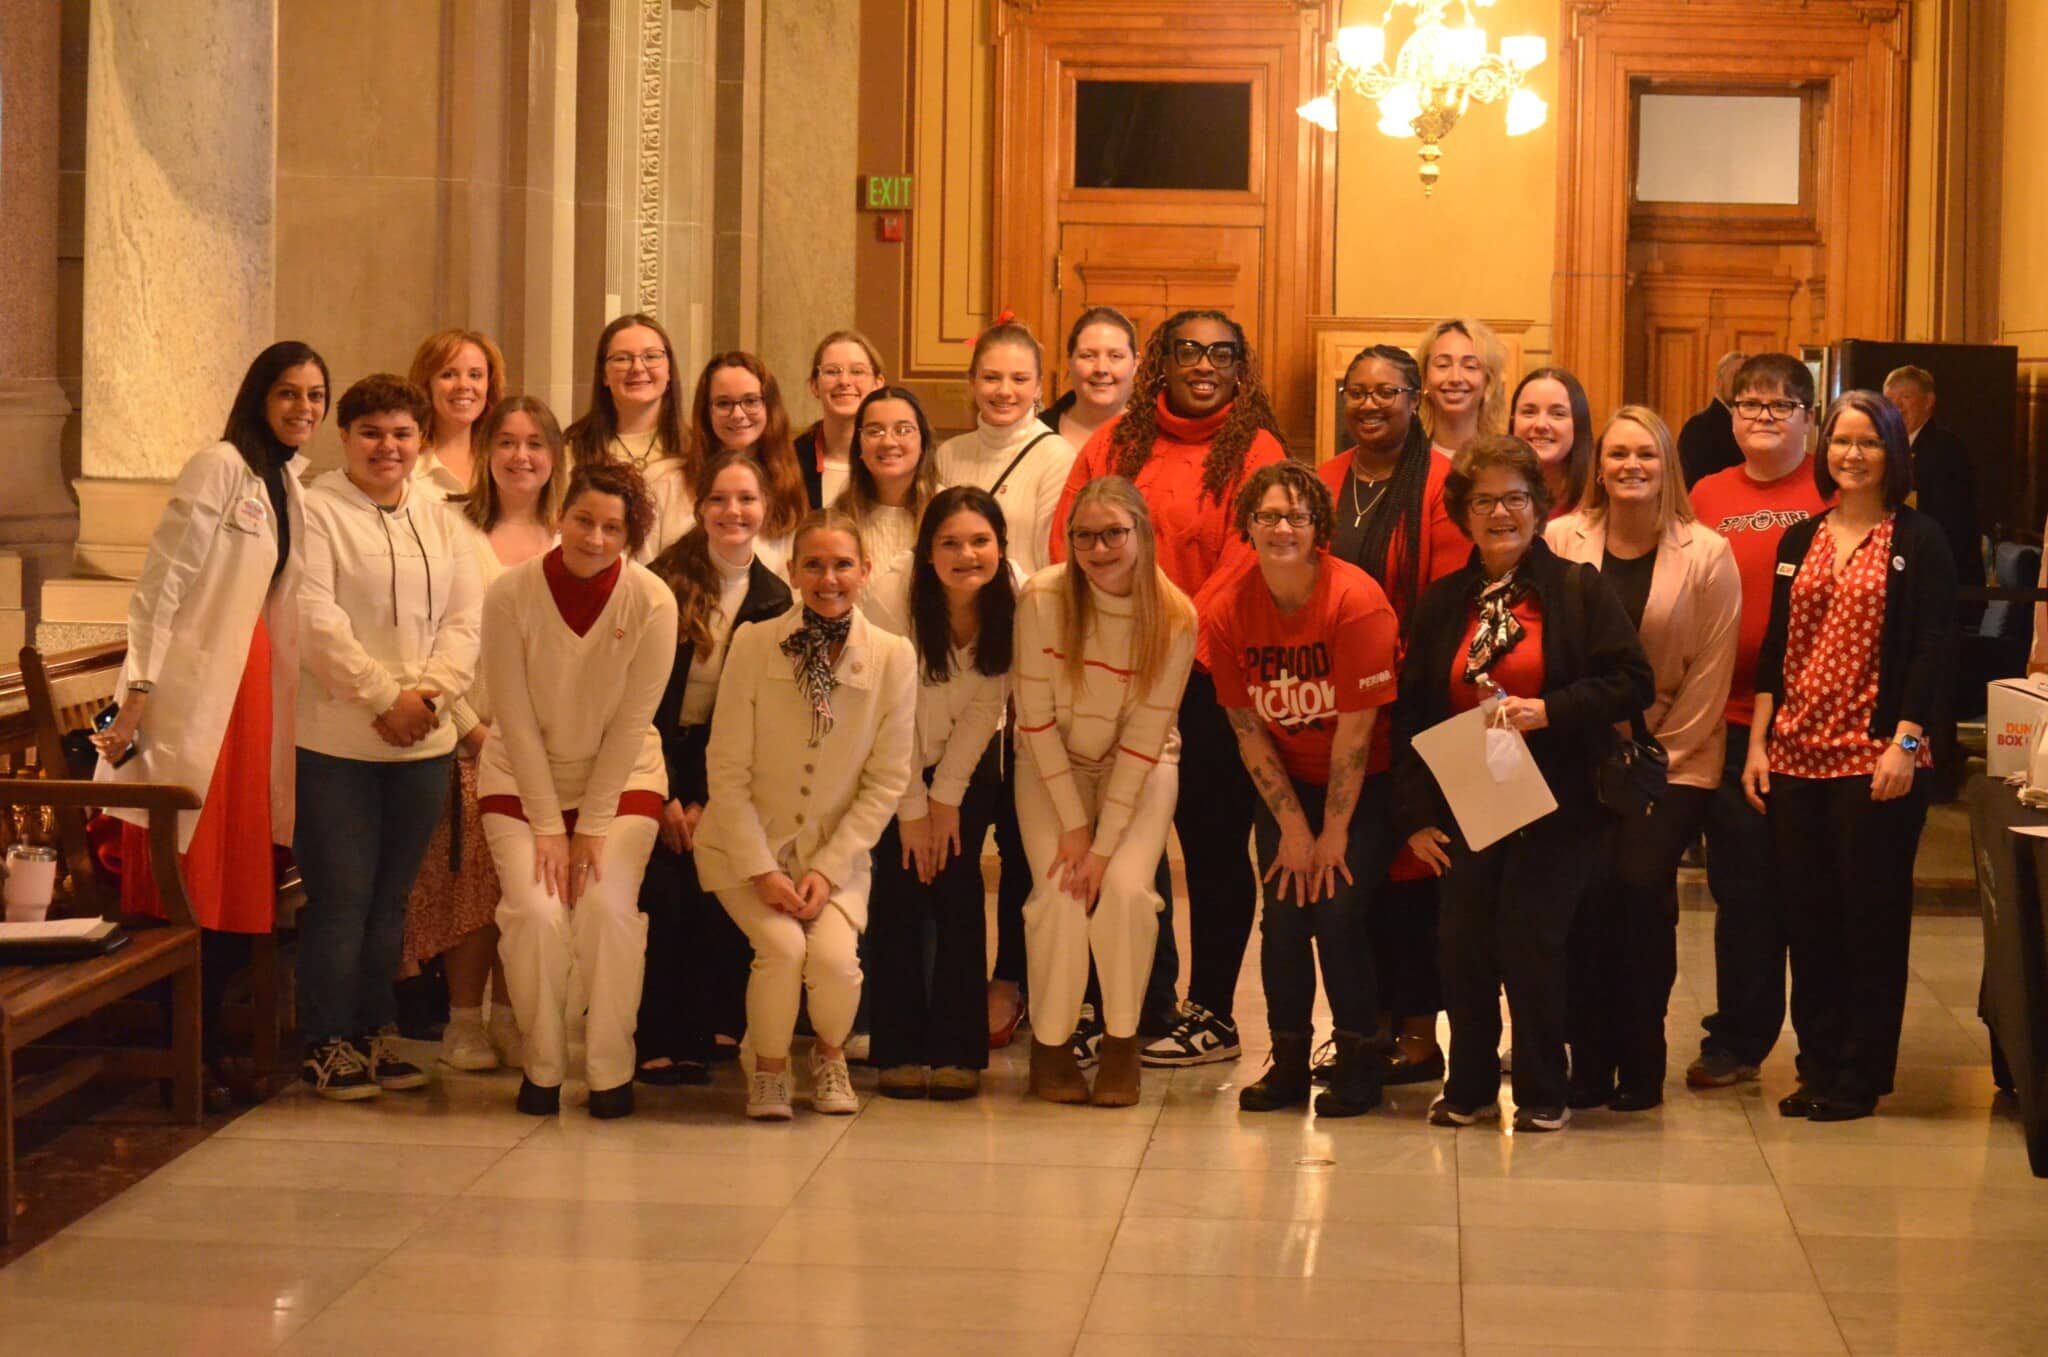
[1340,344,1434,621]
[1106,309,1285,503]
[1232,460,1333,547]
[1444,435,1550,534]
[337,373,432,431]
[563,459,656,557]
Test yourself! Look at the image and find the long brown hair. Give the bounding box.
[836,386,942,527]
[564,313,687,473]
[461,395,567,532]
[1057,475,1195,704]
[686,351,808,537]
[649,449,767,654]
[1106,310,1284,502]
[406,328,507,447]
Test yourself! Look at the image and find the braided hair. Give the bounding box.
[1343,345,1434,622]
[1106,310,1285,503]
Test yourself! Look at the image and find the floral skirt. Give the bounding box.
[403,755,500,963]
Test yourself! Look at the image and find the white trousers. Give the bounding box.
[716,888,863,1061]
[1015,749,1177,1043]
[487,814,657,1093]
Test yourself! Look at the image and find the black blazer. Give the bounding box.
[1391,536,1655,841]
[1753,506,1959,745]
[1678,401,1744,488]
[652,558,792,806]
[1910,422,1979,587]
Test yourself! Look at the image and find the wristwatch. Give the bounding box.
[1893,733,1923,753]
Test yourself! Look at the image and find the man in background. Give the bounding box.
[1884,365,1979,588]
[1678,351,1747,488]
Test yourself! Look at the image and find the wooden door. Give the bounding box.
[994,2,1334,451]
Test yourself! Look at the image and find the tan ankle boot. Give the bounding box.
[1091,1035,1142,1107]
[1029,1039,1089,1104]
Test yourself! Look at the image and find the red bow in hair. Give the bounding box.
[964,308,1017,346]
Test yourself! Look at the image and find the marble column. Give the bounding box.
[0,0,77,649]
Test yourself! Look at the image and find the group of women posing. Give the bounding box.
[94,300,1950,1129]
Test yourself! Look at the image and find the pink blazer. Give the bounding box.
[1546,510,1742,789]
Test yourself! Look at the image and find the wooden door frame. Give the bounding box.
[1553,0,1911,421]
[992,0,1337,451]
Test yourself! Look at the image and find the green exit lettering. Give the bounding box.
[861,175,913,211]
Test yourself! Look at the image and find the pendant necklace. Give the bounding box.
[1349,470,1391,527]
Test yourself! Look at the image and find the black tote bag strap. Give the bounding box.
[990,432,1056,497]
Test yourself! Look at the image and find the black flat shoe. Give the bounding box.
[1776,1085,1819,1118]
[587,1082,635,1120]
[1384,1048,1446,1087]
[1567,1081,1615,1111]
[636,1060,706,1087]
[1808,1094,1876,1123]
[516,1077,561,1116]
[1609,1085,1663,1112]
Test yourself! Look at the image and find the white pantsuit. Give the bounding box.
[1015,748,1179,1044]
[714,886,863,1059]
[489,814,658,1091]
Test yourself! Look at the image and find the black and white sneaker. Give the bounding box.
[365,1031,430,1091]
[1140,1003,1241,1068]
[1513,1104,1571,1133]
[1070,1004,1105,1071]
[301,1038,380,1101]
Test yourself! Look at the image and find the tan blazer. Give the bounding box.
[1546,511,1741,789]
[693,603,918,928]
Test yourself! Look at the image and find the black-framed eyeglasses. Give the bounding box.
[1170,339,1242,371]
[1731,397,1806,421]
[1250,510,1314,529]
[1826,435,1887,456]
[711,394,766,416]
[1071,525,1133,550]
[1340,383,1416,406]
[1467,491,1533,516]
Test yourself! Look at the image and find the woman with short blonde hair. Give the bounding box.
[1416,316,1508,453]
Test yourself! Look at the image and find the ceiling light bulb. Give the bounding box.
[1378,87,1422,137]
[1499,35,1546,69]
[1505,87,1547,136]
[1296,94,1339,132]
[1336,25,1385,70]
[1452,25,1488,67]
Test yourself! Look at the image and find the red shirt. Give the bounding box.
[1204,555,1399,782]
[1688,460,1828,727]
[542,547,623,637]
[1450,595,1547,712]
[1050,394,1288,626]
[1768,517,1931,780]
[1316,447,1469,623]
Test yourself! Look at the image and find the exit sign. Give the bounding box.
[859,175,913,211]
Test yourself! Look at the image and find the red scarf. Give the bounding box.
[542,547,621,637]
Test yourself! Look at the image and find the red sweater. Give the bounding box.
[1317,447,1469,624]
[1049,395,1288,623]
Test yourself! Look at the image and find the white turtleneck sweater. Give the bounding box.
[680,550,757,726]
[935,418,1076,577]
[1012,563,1194,857]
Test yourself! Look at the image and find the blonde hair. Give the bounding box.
[407,329,508,446]
[1416,316,1508,443]
[1059,476,1196,704]
[461,395,566,532]
[1580,404,1694,526]
[790,507,870,567]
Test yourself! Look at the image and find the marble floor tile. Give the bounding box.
[1082,1272,1463,1344]
[1779,1183,2048,1240]
[828,1114,1157,1167]
[1104,1214,1460,1283]
[0,1295,310,1356]
[0,1234,383,1314]
[1459,1226,1819,1293]
[64,1180,443,1250]
[749,1205,1119,1272]
[1457,1130,1774,1184]
[1461,1283,1846,1352]
[1138,1121,1459,1173]
[702,1261,1099,1333]
[790,1156,1136,1218]
[333,1251,740,1322]
[1800,1235,2048,1296]
[217,1079,541,1148]
[681,1323,1082,1356]
[394,1194,783,1261]
[146,1135,505,1195]
[272,1295,693,1356]
[1760,1139,2039,1188]
[1122,1165,1459,1227]
[1458,1177,1797,1236]
[1825,1291,2048,1356]
[462,1145,819,1206]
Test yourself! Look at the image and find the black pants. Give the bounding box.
[1440,810,1608,1112]
[1178,668,1258,1022]
[990,742,1031,986]
[1253,775,1394,1037]
[637,839,751,1065]
[1370,876,1442,1026]
[200,929,253,1066]
[869,756,1003,1070]
[1568,783,1711,1095]
[1770,770,1931,1102]
[1699,723,1783,1066]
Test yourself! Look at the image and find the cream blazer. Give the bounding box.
[1546,511,1741,789]
[97,441,307,851]
[693,604,918,928]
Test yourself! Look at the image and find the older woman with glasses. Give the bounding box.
[1743,390,1957,1123]
[1393,436,1653,1133]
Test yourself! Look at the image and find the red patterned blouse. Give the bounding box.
[1767,515,1932,780]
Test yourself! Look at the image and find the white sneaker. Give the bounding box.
[810,1049,860,1115]
[487,1006,524,1069]
[746,1068,793,1120]
[438,1017,499,1072]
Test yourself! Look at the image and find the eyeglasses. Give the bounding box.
[1827,435,1887,455]
[1251,510,1315,529]
[1467,491,1533,516]
[711,395,766,416]
[604,350,668,371]
[1341,383,1416,406]
[1071,525,1133,551]
[860,421,920,442]
[1170,339,1242,371]
[1731,397,1806,421]
[817,365,875,382]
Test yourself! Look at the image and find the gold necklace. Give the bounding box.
[1348,471,1391,528]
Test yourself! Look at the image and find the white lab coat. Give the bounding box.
[97,441,307,852]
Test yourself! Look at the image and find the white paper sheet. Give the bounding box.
[2009,824,2048,840]
[1410,700,1558,852]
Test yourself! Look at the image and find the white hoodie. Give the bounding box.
[296,469,483,762]
[935,418,1077,577]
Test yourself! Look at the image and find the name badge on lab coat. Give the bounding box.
[231,496,269,534]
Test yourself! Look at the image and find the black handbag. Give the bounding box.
[1595,712,1668,818]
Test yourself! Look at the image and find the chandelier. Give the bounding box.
[1298,0,1548,196]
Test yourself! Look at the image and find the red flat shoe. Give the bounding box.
[987,983,1025,1050]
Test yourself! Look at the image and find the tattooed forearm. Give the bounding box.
[1227,709,1305,822]
[1322,712,1374,824]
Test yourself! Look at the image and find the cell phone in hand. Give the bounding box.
[93,702,140,768]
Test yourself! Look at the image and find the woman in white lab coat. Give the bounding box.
[92,340,330,1101]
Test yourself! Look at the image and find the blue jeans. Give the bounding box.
[1254,774,1395,1038]
[294,749,452,1044]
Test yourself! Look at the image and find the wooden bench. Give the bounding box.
[2,779,204,1244]
[16,644,298,1079]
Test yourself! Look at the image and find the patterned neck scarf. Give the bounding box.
[780,606,855,746]
[1463,564,1529,684]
